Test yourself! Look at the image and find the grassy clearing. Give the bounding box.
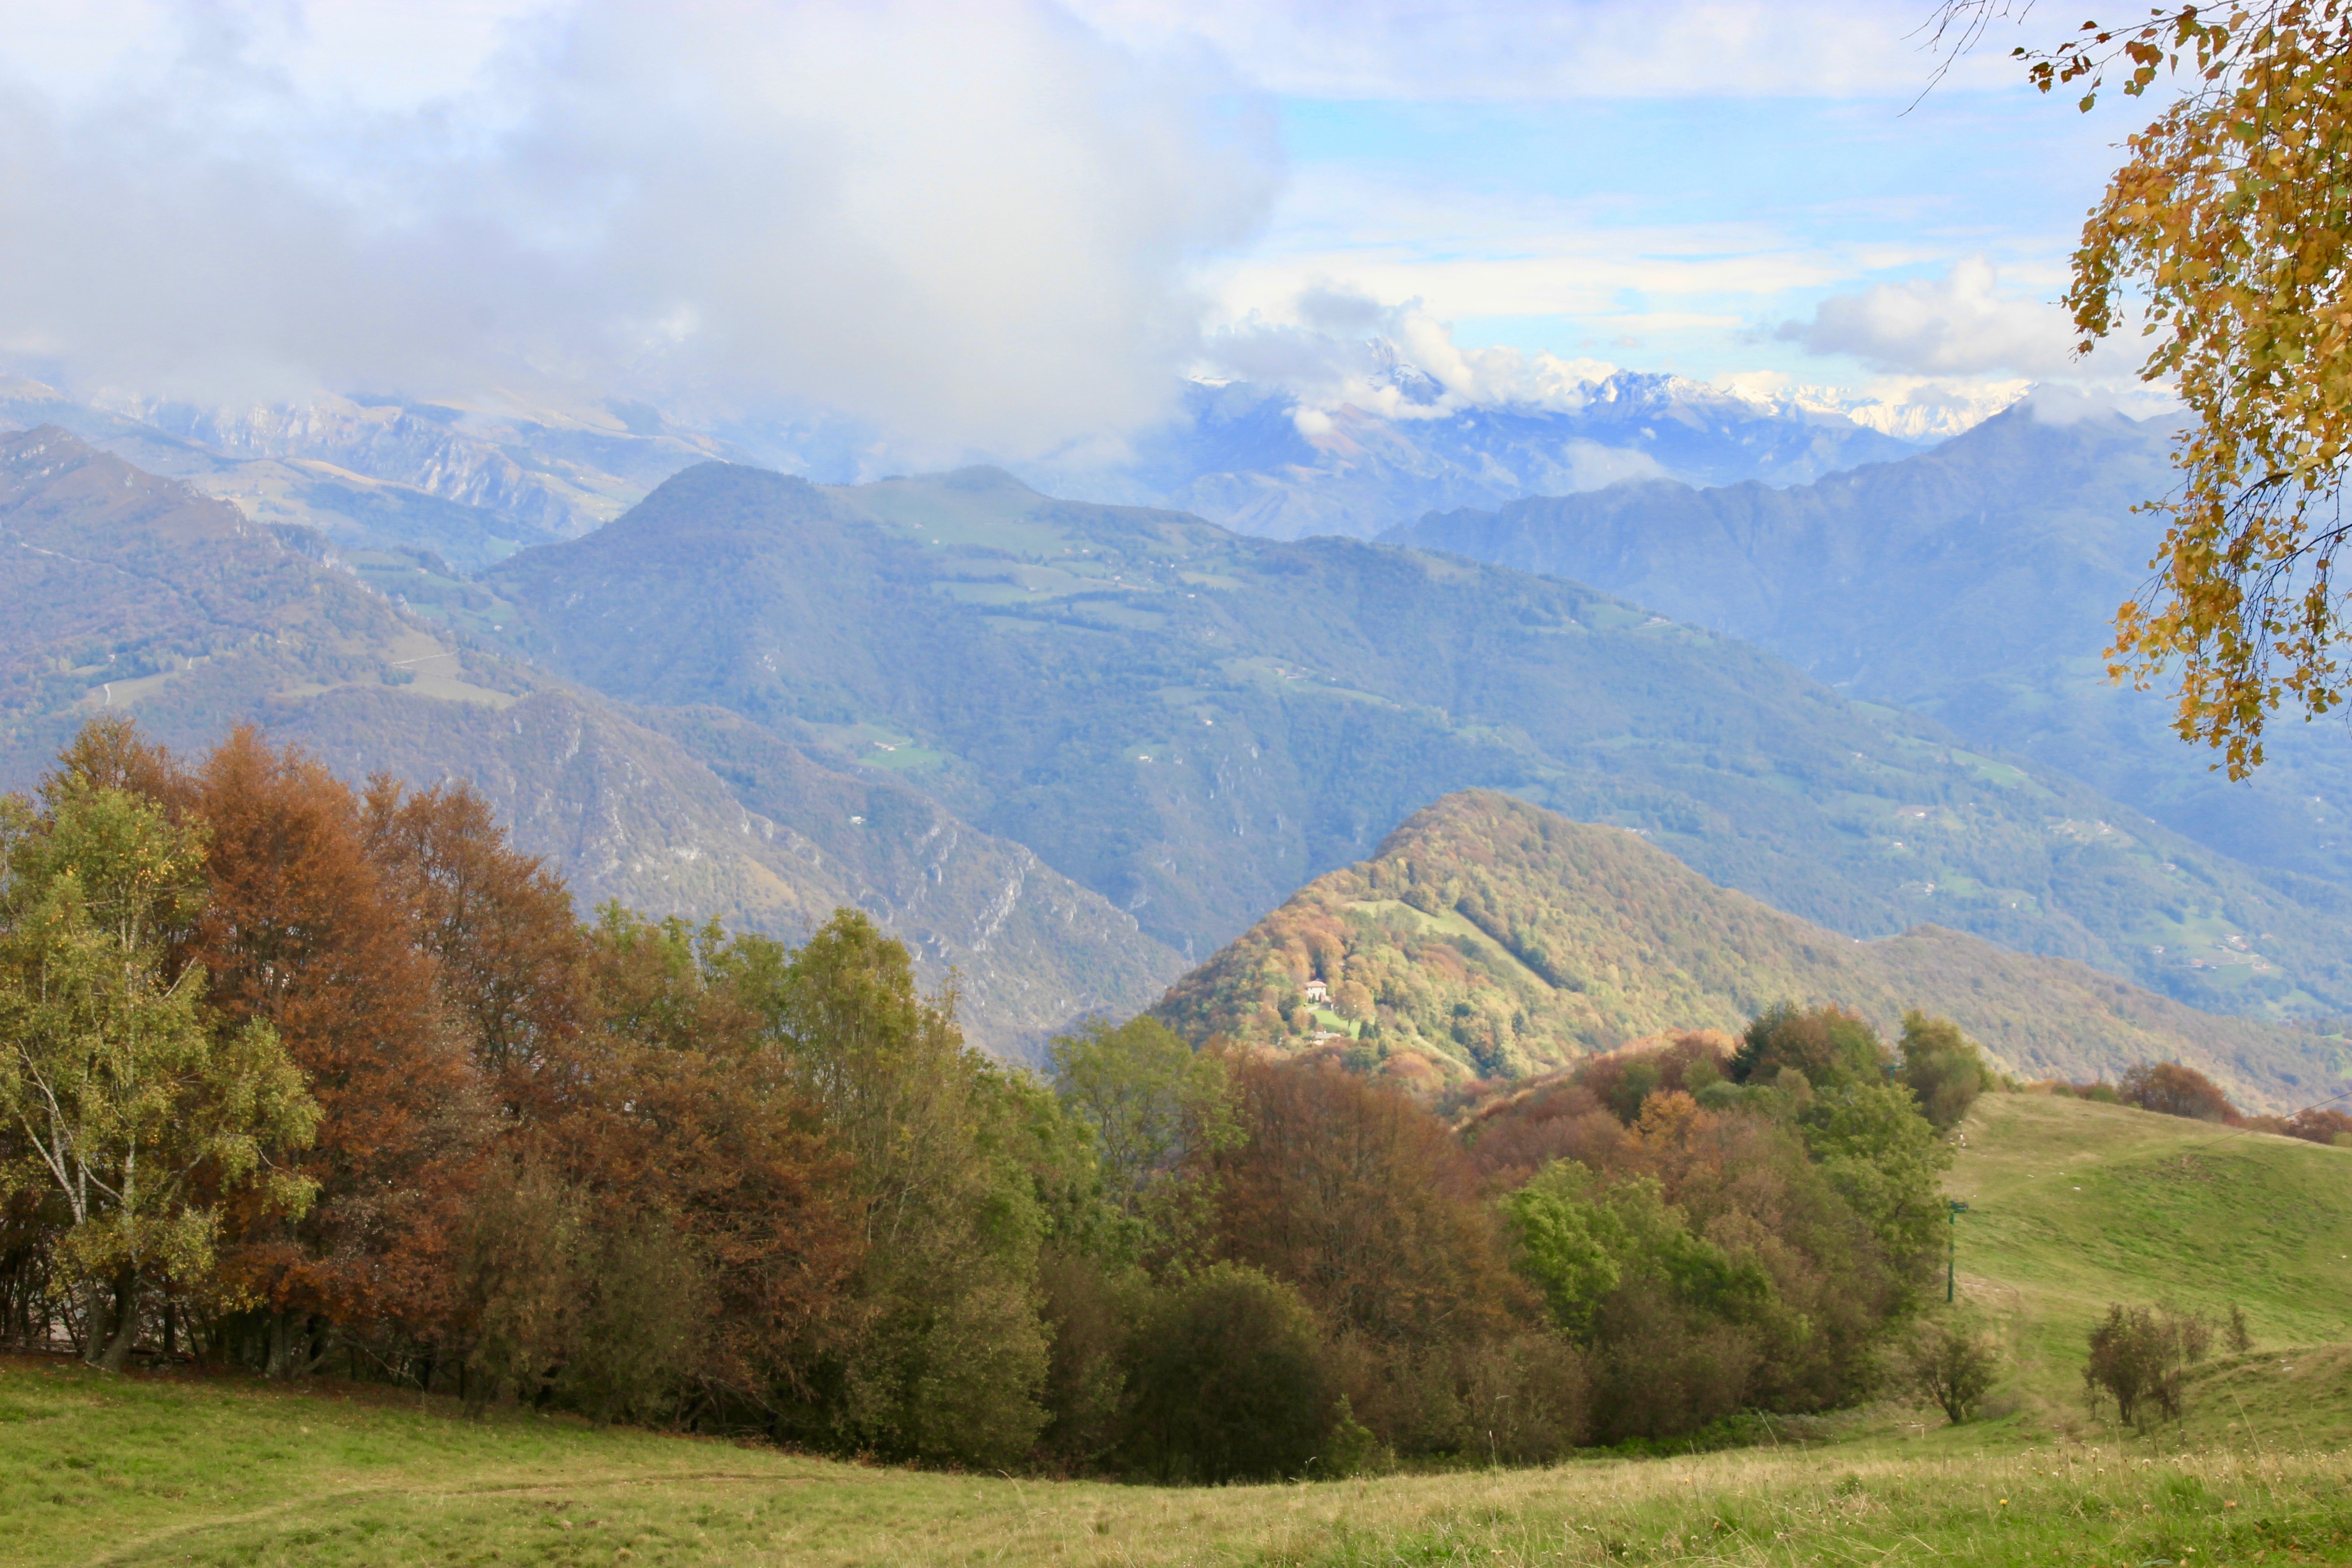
[1949,1092,2352,1444]
[9,1094,2350,1567]
[7,1362,2348,1568]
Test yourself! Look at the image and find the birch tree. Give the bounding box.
[0,783,316,1368]
[1934,1,2352,776]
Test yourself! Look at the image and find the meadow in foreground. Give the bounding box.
[5,1354,2350,1568]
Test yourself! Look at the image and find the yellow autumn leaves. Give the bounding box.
[2026,3,2352,774]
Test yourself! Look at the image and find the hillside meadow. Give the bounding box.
[1949,1092,2352,1446]
[9,1093,2349,1568]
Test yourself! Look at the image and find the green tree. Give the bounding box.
[1048,1015,1234,1258]
[452,1151,578,1415]
[1731,1003,1887,1091]
[1899,1013,1994,1132]
[1503,1162,1774,1344]
[1906,1310,2002,1425]
[2083,1302,2213,1426]
[0,784,316,1369]
[1500,1161,1626,1341]
[1123,1263,1336,1483]
[1799,1084,1953,1301]
[749,910,1051,1465]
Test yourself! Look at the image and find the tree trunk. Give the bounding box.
[266,1309,300,1380]
[97,1270,141,1372]
[77,1279,106,1366]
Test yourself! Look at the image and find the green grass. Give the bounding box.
[7,1095,2350,1566]
[1949,1092,2352,1447]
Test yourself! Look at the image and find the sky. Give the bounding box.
[0,0,2169,451]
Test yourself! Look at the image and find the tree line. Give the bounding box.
[0,720,2022,1475]
[2048,1060,2352,1146]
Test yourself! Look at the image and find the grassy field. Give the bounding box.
[1949,1092,2352,1446]
[5,1093,2349,1568]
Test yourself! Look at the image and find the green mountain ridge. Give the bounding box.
[1383,403,2352,906]
[0,427,1179,1054]
[480,458,2352,1019]
[1151,790,2343,1110]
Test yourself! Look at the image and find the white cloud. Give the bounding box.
[1776,256,2080,378]
[0,0,1281,453]
[1200,285,2048,444]
[1064,0,2023,101]
[1200,287,1617,418]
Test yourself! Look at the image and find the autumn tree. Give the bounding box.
[0,780,316,1368]
[362,779,587,1110]
[1211,1056,1522,1348]
[560,908,858,1418]
[1934,1,2352,775]
[2119,1059,2239,1121]
[172,727,485,1374]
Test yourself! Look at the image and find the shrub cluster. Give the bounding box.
[2046,1060,2350,1146]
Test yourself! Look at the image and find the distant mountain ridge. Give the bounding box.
[0,427,1180,1055]
[1016,371,1926,541]
[0,368,1927,568]
[1381,402,2352,923]
[475,458,2352,1021]
[1152,791,2339,1111]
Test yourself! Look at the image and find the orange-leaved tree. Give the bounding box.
[177,727,486,1374]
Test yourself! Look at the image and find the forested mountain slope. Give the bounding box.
[0,428,1178,1052]
[1152,791,2339,1108]
[1384,403,2352,907]
[485,459,2352,1019]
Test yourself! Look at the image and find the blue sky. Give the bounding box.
[0,0,2171,447]
[1261,89,2117,369]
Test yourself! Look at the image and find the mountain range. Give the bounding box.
[1014,371,1927,541]
[7,386,2349,1093]
[466,456,2352,1021]
[0,427,1174,1055]
[1383,401,2352,923]
[0,367,1927,567]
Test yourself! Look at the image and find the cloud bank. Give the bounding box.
[1201,288,1619,421]
[0,0,1280,452]
[1776,257,2079,379]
